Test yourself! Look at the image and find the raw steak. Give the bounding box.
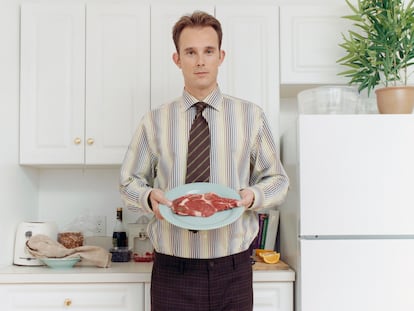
[171,192,239,217]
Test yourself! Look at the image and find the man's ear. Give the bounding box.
[173,52,181,68]
[219,50,226,65]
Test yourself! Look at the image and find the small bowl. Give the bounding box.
[133,252,154,262]
[40,256,81,269]
[110,247,131,262]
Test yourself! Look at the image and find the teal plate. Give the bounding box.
[40,256,80,269]
[159,183,244,230]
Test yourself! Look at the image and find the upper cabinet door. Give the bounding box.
[280,5,353,84]
[150,4,214,109]
[86,4,150,165]
[20,4,85,165]
[216,4,280,144]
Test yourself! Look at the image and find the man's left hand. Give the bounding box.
[238,189,255,210]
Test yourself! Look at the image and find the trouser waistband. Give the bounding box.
[153,249,251,272]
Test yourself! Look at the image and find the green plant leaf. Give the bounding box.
[337,0,414,94]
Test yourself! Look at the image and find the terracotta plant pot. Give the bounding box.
[375,86,414,114]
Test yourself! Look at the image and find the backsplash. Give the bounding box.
[37,168,125,236]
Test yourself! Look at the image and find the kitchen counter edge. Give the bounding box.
[0,262,295,284]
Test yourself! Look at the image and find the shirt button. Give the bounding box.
[209,261,214,268]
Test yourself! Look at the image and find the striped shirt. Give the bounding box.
[119,87,289,259]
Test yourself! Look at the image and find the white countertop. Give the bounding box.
[0,261,295,284]
[0,262,153,284]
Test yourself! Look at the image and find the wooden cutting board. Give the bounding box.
[252,257,290,271]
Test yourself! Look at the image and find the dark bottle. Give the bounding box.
[112,207,128,248]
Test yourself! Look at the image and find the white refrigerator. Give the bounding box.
[280,114,414,311]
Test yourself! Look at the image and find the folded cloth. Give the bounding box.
[26,234,112,268]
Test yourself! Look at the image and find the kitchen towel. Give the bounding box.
[26,234,111,268]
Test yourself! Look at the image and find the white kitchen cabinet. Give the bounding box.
[144,279,293,311]
[253,282,293,311]
[144,282,151,311]
[20,4,85,165]
[0,283,143,310]
[1,282,294,311]
[20,3,150,165]
[217,4,279,143]
[150,4,215,108]
[0,262,294,311]
[21,1,280,166]
[150,3,280,143]
[150,2,281,144]
[84,4,150,165]
[280,4,353,84]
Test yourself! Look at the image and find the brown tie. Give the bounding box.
[185,102,211,183]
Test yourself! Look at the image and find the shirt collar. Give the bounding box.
[182,86,223,112]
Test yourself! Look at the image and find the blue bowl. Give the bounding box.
[40,256,80,269]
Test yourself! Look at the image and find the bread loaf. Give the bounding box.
[58,232,84,249]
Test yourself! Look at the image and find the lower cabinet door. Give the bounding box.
[253,282,293,311]
[142,281,293,311]
[0,283,144,311]
[144,282,151,311]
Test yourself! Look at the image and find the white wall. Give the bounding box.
[0,1,39,266]
[37,168,126,235]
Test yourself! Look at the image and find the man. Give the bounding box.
[120,11,289,311]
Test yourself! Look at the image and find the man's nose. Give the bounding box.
[196,55,205,67]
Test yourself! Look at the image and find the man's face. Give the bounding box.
[173,26,225,97]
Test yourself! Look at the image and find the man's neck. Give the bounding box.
[185,85,217,101]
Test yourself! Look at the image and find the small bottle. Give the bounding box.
[112,207,128,248]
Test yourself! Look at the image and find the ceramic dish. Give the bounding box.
[159,182,244,230]
[40,256,81,269]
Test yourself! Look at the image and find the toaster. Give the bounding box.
[13,221,58,266]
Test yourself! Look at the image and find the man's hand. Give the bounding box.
[238,188,255,210]
[149,189,173,220]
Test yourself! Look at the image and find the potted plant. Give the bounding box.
[337,0,414,113]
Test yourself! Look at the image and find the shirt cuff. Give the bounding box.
[142,188,155,214]
[246,186,261,210]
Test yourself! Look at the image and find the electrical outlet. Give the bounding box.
[94,215,107,236]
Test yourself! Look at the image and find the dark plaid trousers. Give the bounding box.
[151,250,253,311]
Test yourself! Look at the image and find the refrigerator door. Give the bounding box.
[299,239,414,311]
[299,115,414,236]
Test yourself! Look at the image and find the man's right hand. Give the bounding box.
[149,189,173,220]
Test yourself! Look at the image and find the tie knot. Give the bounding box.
[194,102,208,114]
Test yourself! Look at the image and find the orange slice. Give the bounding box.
[255,249,274,257]
[260,252,280,264]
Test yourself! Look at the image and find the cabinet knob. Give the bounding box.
[63,298,72,307]
[87,138,94,145]
[74,138,82,145]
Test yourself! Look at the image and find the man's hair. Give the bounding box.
[172,11,223,52]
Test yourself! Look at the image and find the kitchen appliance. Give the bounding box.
[127,215,153,261]
[14,221,58,266]
[280,113,414,311]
